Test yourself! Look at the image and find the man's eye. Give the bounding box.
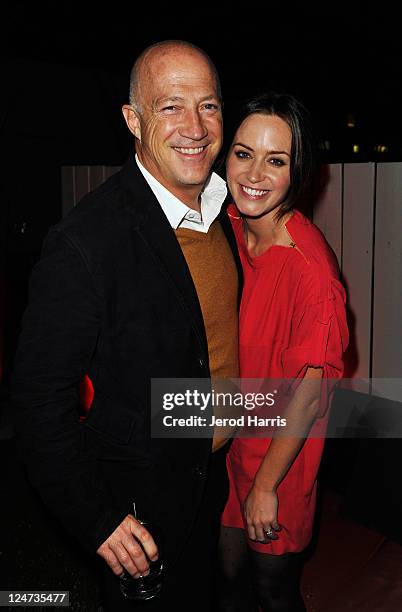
[235,150,251,159]
[203,103,219,111]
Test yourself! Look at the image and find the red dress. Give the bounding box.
[221,205,349,554]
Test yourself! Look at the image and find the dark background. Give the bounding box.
[1,4,401,608]
[3,3,402,164]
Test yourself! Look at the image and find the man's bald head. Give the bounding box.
[128,40,222,114]
[121,39,223,208]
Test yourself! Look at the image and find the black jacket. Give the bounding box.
[11,155,241,568]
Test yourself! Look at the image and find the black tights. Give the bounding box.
[216,527,306,612]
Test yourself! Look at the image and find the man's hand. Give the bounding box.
[96,514,159,578]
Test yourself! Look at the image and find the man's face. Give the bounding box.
[124,49,223,202]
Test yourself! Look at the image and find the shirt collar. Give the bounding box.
[135,154,227,232]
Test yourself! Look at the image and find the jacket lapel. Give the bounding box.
[120,156,208,352]
[218,200,243,307]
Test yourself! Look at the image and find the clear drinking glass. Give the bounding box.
[119,519,163,601]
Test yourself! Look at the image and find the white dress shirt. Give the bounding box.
[135,155,227,233]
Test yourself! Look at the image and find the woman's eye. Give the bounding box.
[234,150,251,159]
[269,158,285,167]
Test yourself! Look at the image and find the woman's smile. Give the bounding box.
[239,184,271,199]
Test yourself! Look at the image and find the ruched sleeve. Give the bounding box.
[281,271,349,381]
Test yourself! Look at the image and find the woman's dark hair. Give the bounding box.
[229,92,316,219]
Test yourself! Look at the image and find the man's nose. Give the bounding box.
[179,109,208,141]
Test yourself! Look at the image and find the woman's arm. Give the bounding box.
[244,366,323,542]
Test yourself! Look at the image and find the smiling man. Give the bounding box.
[12,41,240,611]
[122,42,223,210]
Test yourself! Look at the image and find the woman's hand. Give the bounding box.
[244,485,281,543]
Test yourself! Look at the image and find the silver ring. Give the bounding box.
[264,528,273,537]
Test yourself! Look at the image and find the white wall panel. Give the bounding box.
[89,166,104,191]
[372,163,402,400]
[313,164,343,265]
[342,163,375,380]
[74,166,91,205]
[61,166,75,217]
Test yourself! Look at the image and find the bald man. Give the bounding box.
[12,41,241,610]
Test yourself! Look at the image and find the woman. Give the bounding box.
[219,93,349,611]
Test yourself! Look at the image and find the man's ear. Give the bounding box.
[122,105,141,140]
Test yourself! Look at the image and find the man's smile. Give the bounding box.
[172,145,209,158]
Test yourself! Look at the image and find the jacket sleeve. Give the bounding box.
[11,228,128,553]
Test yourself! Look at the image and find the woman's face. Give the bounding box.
[226,113,292,218]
